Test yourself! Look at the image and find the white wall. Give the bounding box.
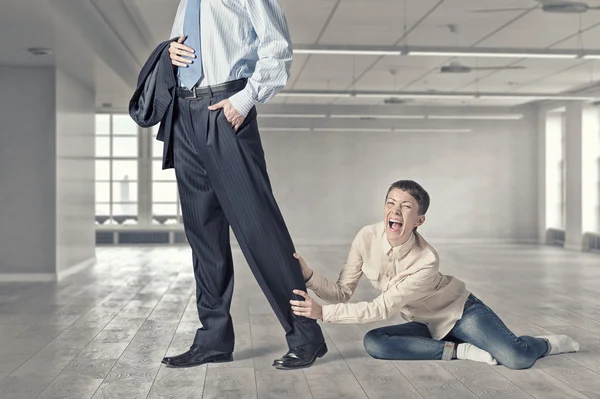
[260,107,539,245]
[564,103,584,250]
[0,66,95,280]
[582,107,600,234]
[0,66,57,275]
[55,69,95,274]
[544,111,565,231]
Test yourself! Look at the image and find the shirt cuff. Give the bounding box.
[322,304,337,323]
[228,89,256,118]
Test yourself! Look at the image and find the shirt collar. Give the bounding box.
[379,221,416,258]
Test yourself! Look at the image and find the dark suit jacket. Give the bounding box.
[129,38,178,169]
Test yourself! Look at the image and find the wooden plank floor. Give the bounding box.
[0,243,599,398]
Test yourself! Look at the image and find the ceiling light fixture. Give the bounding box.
[408,51,576,59]
[293,49,402,56]
[255,113,524,120]
[392,128,472,133]
[277,90,598,101]
[292,45,586,60]
[258,114,328,118]
[276,92,352,98]
[260,127,313,132]
[354,93,476,100]
[427,114,523,120]
[476,94,594,101]
[315,128,393,133]
[329,114,425,119]
[260,127,473,133]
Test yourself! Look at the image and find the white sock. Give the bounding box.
[456,343,497,365]
[536,335,579,355]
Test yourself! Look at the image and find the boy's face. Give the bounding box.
[383,189,426,244]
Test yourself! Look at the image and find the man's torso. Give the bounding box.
[171,0,257,87]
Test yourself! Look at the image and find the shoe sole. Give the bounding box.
[273,344,328,370]
[164,353,233,368]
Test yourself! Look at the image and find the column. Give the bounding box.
[564,102,584,251]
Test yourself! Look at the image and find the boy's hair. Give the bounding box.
[386,180,430,216]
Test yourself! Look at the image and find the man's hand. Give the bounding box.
[208,100,245,132]
[169,34,196,67]
[290,290,323,320]
[294,253,314,282]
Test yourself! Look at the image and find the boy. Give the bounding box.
[285,180,579,369]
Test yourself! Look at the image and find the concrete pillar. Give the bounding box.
[564,102,584,250]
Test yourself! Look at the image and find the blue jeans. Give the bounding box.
[363,294,550,369]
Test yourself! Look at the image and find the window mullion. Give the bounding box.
[138,126,153,226]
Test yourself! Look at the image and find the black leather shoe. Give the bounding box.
[272,342,327,370]
[162,345,233,368]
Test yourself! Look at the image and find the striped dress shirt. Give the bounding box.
[307,223,470,340]
[170,0,293,117]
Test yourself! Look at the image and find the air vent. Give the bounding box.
[591,235,600,252]
[583,232,600,252]
[96,231,115,245]
[174,232,188,243]
[118,232,170,244]
[546,228,565,247]
[27,47,53,56]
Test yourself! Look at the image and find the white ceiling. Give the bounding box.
[0,0,56,66]
[4,0,600,109]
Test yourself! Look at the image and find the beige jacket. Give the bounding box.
[306,222,470,340]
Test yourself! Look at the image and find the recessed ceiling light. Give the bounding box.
[27,47,53,56]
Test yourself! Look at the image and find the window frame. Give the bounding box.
[95,113,183,228]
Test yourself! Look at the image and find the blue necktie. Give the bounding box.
[179,0,203,89]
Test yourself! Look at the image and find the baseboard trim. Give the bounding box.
[233,238,540,247]
[0,273,57,282]
[425,238,540,245]
[57,256,96,281]
[0,257,97,283]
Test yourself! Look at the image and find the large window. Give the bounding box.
[95,113,181,226]
[152,126,181,224]
[95,114,139,225]
[545,110,565,230]
[583,108,600,233]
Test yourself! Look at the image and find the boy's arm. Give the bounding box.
[305,236,364,304]
[322,260,439,324]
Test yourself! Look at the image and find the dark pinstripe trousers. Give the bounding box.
[172,87,324,353]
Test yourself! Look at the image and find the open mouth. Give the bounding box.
[388,218,403,232]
